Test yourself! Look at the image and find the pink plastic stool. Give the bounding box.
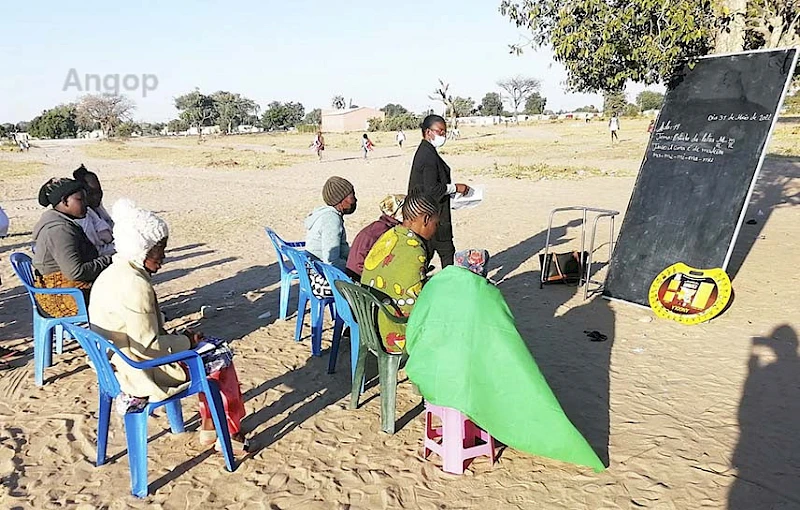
[423,403,495,474]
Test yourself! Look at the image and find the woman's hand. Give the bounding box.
[183,329,204,346]
[455,183,471,195]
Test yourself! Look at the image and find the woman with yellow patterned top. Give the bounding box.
[361,191,440,353]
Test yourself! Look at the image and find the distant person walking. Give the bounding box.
[609,113,620,144]
[311,131,325,161]
[408,114,471,268]
[14,132,30,151]
[396,129,406,149]
[647,119,655,133]
[361,133,374,159]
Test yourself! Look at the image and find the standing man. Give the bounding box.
[407,114,470,268]
[396,129,406,149]
[609,112,620,144]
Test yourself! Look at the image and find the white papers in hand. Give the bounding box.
[451,187,484,210]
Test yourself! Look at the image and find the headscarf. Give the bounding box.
[111,199,169,265]
[37,178,85,207]
[455,249,490,277]
[379,194,406,222]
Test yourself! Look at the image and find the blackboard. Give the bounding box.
[603,49,798,306]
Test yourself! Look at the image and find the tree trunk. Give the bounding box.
[714,0,747,53]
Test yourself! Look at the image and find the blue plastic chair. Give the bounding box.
[316,262,361,380]
[264,227,305,320]
[61,323,236,498]
[282,246,341,358]
[10,252,88,386]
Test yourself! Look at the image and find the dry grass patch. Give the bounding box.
[471,161,634,180]
[0,160,47,178]
[767,120,800,158]
[81,141,312,170]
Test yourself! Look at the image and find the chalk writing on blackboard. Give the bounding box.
[707,113,773,122]
[652,119,740,164]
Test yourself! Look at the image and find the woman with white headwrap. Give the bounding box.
[89,199,248,453]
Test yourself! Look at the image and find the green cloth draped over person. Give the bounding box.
[405,262,605,472]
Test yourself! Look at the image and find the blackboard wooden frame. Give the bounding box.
[603,48,799,307]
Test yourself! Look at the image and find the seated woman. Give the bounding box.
[73,164,115,256]
[346,193,405,278]
[89,199,248,453]
[360,190,439,353]
[404,250,605,472]
[32,177,113,317]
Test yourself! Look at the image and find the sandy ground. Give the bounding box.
[0,125,799,509]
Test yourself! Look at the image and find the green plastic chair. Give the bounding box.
[334,280,407,434]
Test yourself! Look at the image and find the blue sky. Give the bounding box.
[0,0,650,123]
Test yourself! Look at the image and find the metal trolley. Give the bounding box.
[541,206,619,299]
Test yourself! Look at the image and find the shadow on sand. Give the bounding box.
[728,325,800,509]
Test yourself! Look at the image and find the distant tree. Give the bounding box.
[636,90,665,111]
[452,96,476,117]
[304,108,322,126]
[498,76,541,115]
[1,123,14,136]
[116,121,141,138]
[430,79,458,127]
[603,91,628,116]
[15,121,30,132]
[0,124,5,138]
[261,101,305,130]
[574,105,599,113]
[331,95,346,110]
[76,94,135,137]
[524,92,547,114]
[480,92,503,116]
[383,112,423,131]
[381,103,410,117]
[167,118,189,133]
[29,104,78,139]
[624,103,641,117]
[211,91,260,134]
[174,89,218,137]
[367,117,383,132]
[139,122,165,136]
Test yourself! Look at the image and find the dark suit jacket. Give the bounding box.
[408,139,452,242]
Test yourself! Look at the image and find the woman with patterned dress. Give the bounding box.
[360,191,440,353]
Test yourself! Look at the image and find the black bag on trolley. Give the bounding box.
[538,251,589,287]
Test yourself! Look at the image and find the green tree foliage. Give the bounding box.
[212,91,260,134]
[174,89,218,131]
[574,105,599,113]
[636,90,665,111]
[29,104,78,139]
[381,103,409,117]
[331,95,346,110]
[524,92,547,114]
[167,119,189,133]
[603,91,628,116]
[624,103,641,117]
[139,122,165,136]
[261,101,305,130]
[16,121,30,132]
[452,96,476,117]
[368,113,422,132]
[500,0,716,92]
[115,121,141,138]
[304,108,322,126]
[481,92,503,116]
[1,123,14,136]
[0,124,5,138]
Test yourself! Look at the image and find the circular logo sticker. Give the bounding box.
[648,263,733,325]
